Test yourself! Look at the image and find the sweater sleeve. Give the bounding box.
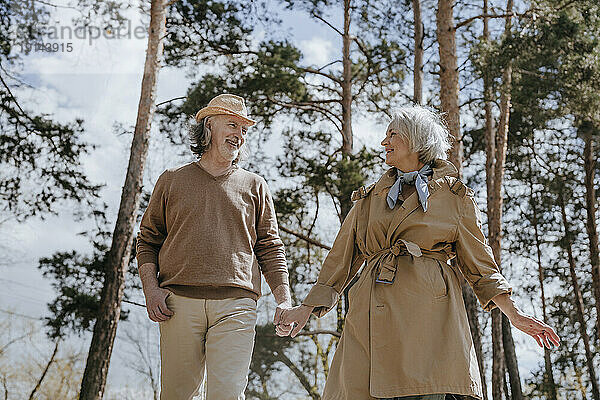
[136,171,170,268]
[302,203,365,317]
[254,178,290,292]
[455,192,513,312]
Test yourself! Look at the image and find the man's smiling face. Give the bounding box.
[206,114,251,163]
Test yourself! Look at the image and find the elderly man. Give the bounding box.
[136,94,293,400]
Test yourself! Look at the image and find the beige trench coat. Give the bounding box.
[302,159,513,400]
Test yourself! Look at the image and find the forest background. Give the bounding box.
[1,0,599,399]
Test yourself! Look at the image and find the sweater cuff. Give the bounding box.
[302,283,340,318]
[137,251,158,268]
[472,272,513,312]
[264,271,290,292]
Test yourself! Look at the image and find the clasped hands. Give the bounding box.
[273,304,314,337]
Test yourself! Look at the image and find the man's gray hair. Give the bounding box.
[188,116,249,163]
[388,106,452,164]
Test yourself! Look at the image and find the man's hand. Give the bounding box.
[144,287,174,322]
[280,305,314,338]
[271,284,294,336]
[274,301,293,337]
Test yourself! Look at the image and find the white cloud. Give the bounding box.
[299,37,335,67]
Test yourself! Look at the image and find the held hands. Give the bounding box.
[277,305,314,338]
[143,287,174,322]
[273,301,293,337]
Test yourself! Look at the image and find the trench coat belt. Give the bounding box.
[366,239,451,284]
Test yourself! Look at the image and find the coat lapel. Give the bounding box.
[384,159,456,243]
[372,168,397,197]
[385,186,423,243]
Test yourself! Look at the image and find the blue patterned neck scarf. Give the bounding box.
[387,163,434,211]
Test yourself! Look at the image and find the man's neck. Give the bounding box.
[198,154,234,177]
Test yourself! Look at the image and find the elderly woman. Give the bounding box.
[280,106,560,400]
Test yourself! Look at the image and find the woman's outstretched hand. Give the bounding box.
[508,310,560,349]
[280,305,315,338]
[492,293,560,349]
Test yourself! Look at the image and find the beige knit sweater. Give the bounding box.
[135,162,289,300]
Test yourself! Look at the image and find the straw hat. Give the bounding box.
[194,94,257,126]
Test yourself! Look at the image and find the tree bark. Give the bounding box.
[341,0,353,158]
[484,0,523,398]
[581,121,600,341]
[461,279,488,400]
[494,3,522,397]
[482,3,495,398]
[412,0,424,105]
[502,314,522,400]
[78,1,167,398]
[436,0,462,173]
[340,0,358,318]
[436,2,486,396]
[481,6,503,396]
[483,0,495,230]
[527,151,557,400]
[559,192,600,400]
[491,309,504,400]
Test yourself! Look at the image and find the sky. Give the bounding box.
[1,1,549,398]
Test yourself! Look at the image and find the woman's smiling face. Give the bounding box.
[381,124,412,168]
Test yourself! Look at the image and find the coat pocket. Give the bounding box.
[426,259,449,300]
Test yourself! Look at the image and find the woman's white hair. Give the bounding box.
[388,106,452,163]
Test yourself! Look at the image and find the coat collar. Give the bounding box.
[373,158,458,196]
[373,159,459,243]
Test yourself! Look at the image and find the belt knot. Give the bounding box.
[372,240,445,285]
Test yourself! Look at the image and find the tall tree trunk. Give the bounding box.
[341,0,353,159]
[412,0,424,105]
[485,1,522,398]
[581,121,600,340]
[527,151,557,400]
[341,0,355,320]
[462,279,488,400]
[502,314,521,400]
[483,0,495,204]
[436,0,462,173]
[78,1,167,398]
[494,3,522,396]
[491,309,504,400]
[482,3,495,398]
[482,2,504,395]
[436,2,486,396]
[559,192,600,400]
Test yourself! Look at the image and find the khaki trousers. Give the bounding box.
[159,293,257,400]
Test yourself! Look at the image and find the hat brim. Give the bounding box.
[194,106,257,127]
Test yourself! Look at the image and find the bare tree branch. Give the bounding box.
[28,339,60,400]
[274,350,320,400]
[295,330,341,338]
[311,12,343,36]
[280,226,331,250]
[123,299,146,308]
[300,66,342,84]
[156,96,186,107]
